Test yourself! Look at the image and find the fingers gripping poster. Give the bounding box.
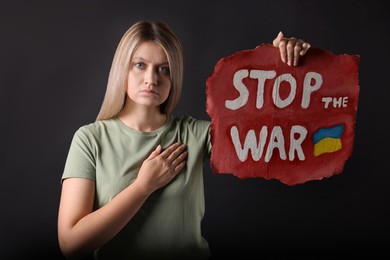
[206,45,360,186]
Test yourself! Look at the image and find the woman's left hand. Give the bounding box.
[273,31,311,67]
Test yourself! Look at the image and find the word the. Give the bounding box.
[322,97,348,108]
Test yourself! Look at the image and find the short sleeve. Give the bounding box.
[185,116,211,159]
[205,122,211,158]
[61,126,97,182]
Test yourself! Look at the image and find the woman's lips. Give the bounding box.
[141,89,158,95]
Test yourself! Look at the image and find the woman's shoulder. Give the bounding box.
[74,118,117,137]
[171,115,210,126]
[170,115,211,136]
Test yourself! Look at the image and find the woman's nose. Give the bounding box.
[144,68,158,86]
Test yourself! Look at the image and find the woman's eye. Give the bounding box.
[159,66,170,74]
[135,62,145,69]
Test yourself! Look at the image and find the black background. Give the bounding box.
[1,0,389,258]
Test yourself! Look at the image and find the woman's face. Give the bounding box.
[126,41,171,110]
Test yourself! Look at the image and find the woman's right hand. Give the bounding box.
[58,143,187,258]
[135,143,188,194]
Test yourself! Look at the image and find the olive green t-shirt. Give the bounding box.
[62,115,211,259]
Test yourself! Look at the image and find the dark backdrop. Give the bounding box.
[1,0,389,258]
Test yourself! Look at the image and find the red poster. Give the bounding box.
[206,45,360,185]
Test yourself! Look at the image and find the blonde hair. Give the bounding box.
[96,21,184,121]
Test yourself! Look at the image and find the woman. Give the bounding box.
[57,21,310,259]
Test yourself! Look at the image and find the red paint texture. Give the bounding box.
[206,44,360,185]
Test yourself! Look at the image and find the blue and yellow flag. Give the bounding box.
[312,124,344,156]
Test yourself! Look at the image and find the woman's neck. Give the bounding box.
[118,105,167,132]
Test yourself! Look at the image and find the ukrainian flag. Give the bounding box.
[312,124,344,156]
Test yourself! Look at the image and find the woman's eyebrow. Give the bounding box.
[132,57,168,65]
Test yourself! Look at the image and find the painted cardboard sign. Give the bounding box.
[206,44,360,185]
